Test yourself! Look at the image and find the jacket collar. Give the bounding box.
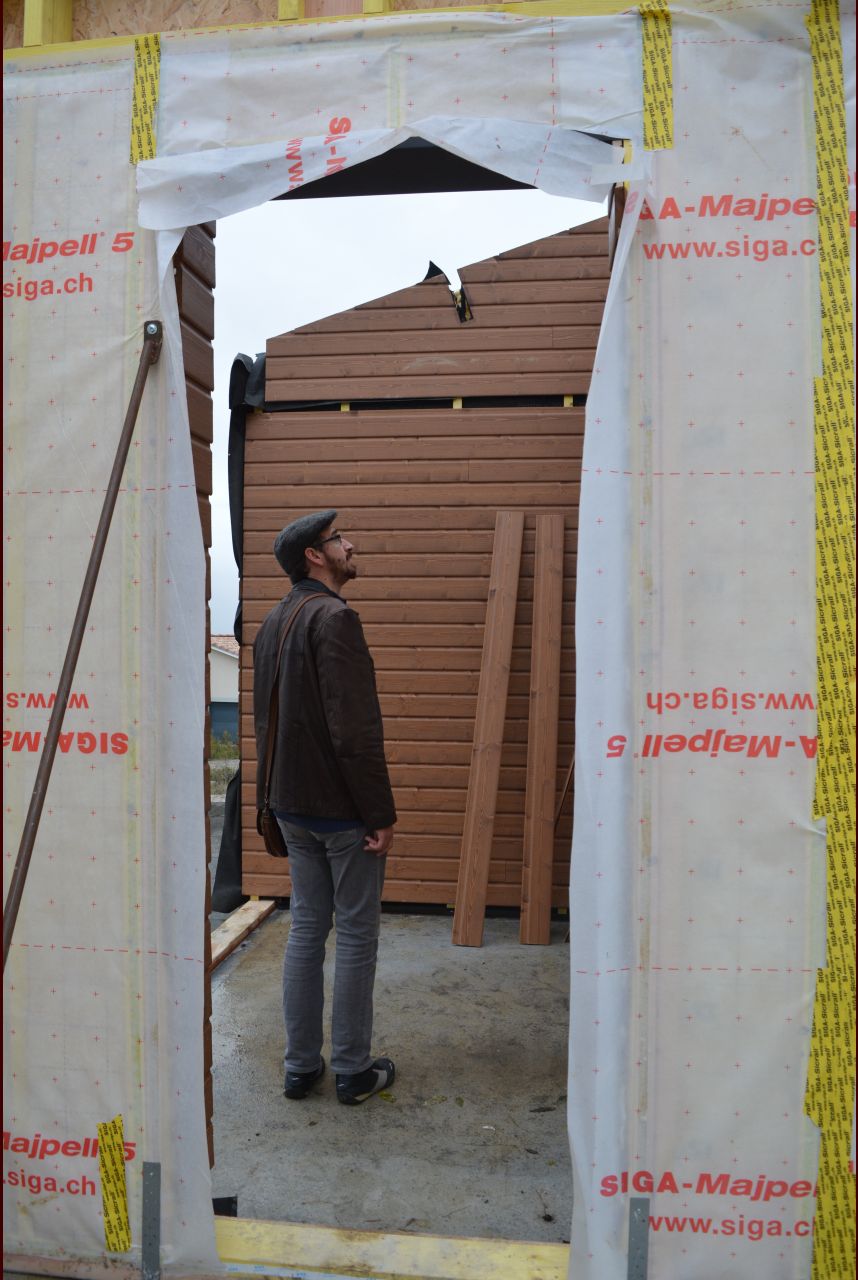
[291,577,345,603]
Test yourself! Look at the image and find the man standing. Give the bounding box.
[253,509,396,1106]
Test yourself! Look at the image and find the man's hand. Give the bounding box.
[364,826,394,856]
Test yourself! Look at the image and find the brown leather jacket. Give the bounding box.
[253,578,396,831]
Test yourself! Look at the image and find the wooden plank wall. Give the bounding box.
[240,218,609,908]
[174,223,216,1165]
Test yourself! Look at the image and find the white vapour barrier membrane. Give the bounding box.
[3,47,218,1269]
[3,3,854,1275]
[136,11,642,230]
[569,5,854,1278]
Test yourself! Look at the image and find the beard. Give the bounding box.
[325,547,357,587]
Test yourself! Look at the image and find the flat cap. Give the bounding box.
[274,509,337,580]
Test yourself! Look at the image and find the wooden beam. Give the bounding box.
[520,514,564,944]
[23,0,72,46]
[6,1217,568,1280]
[452,511,524,946]
[215,1215,569,1280]
[210,898,275,970]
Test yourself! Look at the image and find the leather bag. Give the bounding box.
[256,592,327,857]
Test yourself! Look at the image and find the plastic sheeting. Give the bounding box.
[136,12,642,234]
[3,3,854,1276]
[3,45,218,1270]
[570,3,837,1271]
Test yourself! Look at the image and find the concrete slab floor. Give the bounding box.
[210,909,573,1245]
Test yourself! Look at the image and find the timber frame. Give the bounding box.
[3,3,623,1275]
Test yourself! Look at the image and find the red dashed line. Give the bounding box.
[679,35,806,45]
[7,485,192,498]
[695,2,806,8]
[9,942,202,963]
[5,56,127,73]
[581,468,814,478]
[4,89,125,102]
[573,964,816,976]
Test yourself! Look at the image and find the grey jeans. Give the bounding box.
[277,819,386,1077]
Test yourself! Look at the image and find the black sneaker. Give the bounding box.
[336,1057,395,1106]
[283,1058,325,1100]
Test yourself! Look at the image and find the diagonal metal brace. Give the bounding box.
[3,321,163,970]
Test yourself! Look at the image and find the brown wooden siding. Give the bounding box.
[241,219,608,909]
[174,223,216,1166]
[266,230,608,403]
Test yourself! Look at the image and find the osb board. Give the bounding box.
[2,0,551,51]
[303,0,530,15]
[70,0,277,41]
[3,0,24,50]
[390,0,523,6]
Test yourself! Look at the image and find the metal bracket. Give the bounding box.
[627,1196,650,1280]
[142,1161,161,1280]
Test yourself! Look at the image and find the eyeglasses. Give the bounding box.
[315,531,344,548]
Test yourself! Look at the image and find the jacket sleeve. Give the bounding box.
[313,607,397,830]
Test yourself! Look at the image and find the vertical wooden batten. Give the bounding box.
[22,0,71,46]
[174,222,216,1166]
[452,510,525,947]
[520,513,565,944]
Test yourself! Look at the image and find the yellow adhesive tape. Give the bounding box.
[639,0,672,151]
[97,1114,131,1253]
[805,2,856,1278]
[130,34,160,165]
[814,375,856,818]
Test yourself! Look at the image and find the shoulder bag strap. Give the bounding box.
[262,592,328,808]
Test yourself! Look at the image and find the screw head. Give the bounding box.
[145,322,159,336]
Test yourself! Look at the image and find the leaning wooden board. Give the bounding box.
[520,514,565,944]
[452,511,525,947]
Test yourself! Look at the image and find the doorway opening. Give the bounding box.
[204,160,606,1240]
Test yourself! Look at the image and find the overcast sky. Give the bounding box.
[210,189,605,634]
